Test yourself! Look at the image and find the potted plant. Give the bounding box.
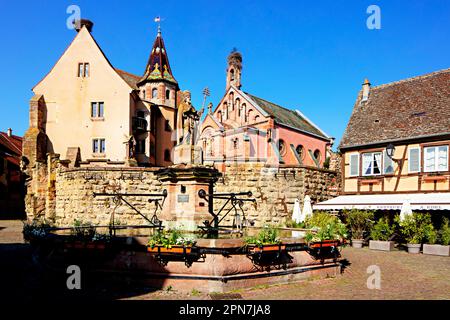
[369,217,395,251]
[304,212,347,248]
[344,209,374,248]
[244,226,285,252]
[423,218,450,257]
[23,218,53,243]
[397,212,434,254]
[147,229,196,254]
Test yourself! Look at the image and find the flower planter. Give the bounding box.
[423,244,450,257]
[248,244,286,253]
[369,240,395,252]
[351,239,364,248]
[65,241,106,250]
[147,245,192,254]
[406,243,421,254]
[309,240,340,249]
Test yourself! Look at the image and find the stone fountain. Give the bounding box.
[155,92,221,231]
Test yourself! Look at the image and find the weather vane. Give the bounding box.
[154,16,164,34]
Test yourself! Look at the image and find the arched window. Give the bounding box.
[218,110,222,122]
[278,139,287,156]
[165,89,170,99]
[254,115,260,122]
[242,103,246,121]
[152,88,158,99]
[230,68,235,81]
[314,149,321,162]
[296,145,305,159]
[247,109,253,123]
[223,103,228,120]
[164,149,171,162]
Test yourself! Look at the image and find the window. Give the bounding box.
[150,141,156,157]
[78,63,83,77]
[142,90,146,99]
[137,110,145,118]
[78,63,89,77]
[278,139,287,156]
[254,115,260,122]
[349,154,359,177]
[152,88,158,99]
[230,69,235,81]
[383,150,394,174]
[362,152,382,176]
[136,139,146,154]
[424,145,448,172]
[91,102,104,118]
[164,149,171,162]
[408,148,421,173]
[92,138,105,154]
[166,89,170,99]
[296,145,305,159]
[314,149,322,163]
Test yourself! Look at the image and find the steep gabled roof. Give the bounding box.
[115,69,140,90]
[138,28,177,86]
[339,68,450,150]
[245,93,330,139]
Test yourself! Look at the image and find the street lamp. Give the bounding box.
[386,143,395,159]
[386,143,402,166]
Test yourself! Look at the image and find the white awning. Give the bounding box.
[314,193,450,211]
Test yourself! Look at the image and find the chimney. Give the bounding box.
[361,78,371,102]
[7,128,12,137]
[73,19,94,33]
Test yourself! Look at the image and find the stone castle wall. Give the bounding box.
[215,164,339,226]
[26,157,340,228]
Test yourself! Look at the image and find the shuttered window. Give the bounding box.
[349,154,359,177]
[408,148,420,173]
[384,150,394,174]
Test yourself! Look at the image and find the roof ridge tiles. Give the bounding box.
[372,67,450,90]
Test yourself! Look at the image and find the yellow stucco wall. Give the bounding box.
[343,143,449,194]
[33,26,134,162]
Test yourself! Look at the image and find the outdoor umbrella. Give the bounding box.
[400,199,413,222]
[292,198,302,224]
[301,195,313,222]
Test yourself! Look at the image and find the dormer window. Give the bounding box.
[78,63,90,77]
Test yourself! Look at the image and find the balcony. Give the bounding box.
[132,117,148,132]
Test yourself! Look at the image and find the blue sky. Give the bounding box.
[0,0,449,148]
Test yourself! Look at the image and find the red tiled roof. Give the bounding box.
[115,69,141,90]
[339,68,450,149]
[0,132,22,156]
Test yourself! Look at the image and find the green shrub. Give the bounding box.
[148,229,196,248]
[285,220,305,228]
[23,218,53,241]
[303,212,347,243]
[244,225,280,246]
[71,219,96,239]
[439,218,450,246]
[344,209,374,239]
[396,213,435,244]
[370,217,395,241]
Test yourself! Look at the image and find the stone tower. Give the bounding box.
[226,49,243,91]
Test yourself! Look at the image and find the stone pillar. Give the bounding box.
[22,95,49,221]
[156,165,221,231]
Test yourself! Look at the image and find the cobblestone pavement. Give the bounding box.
[1,220,449,300]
